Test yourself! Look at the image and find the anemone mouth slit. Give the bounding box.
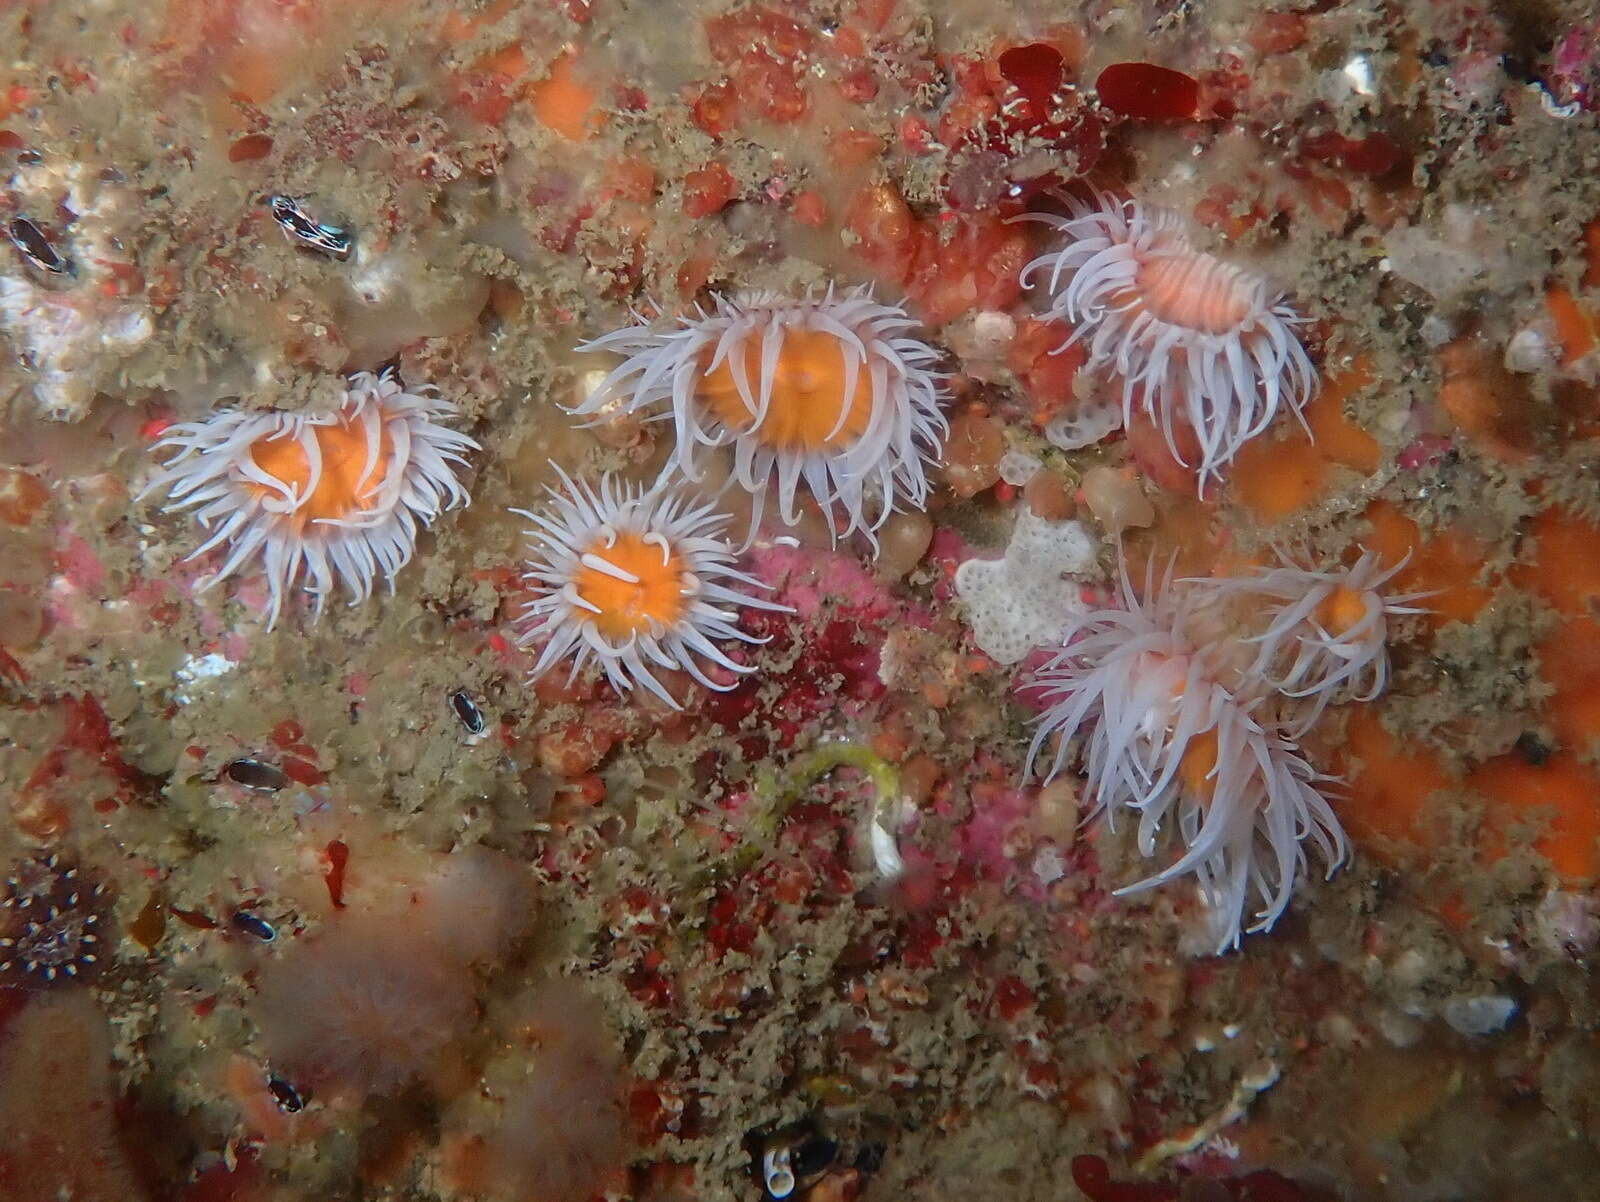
[571,530,691,639]
[694,327,877,453]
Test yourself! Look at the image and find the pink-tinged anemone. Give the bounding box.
[1191,548,1432,736]
[1024,558,1347,953]
[514,467,789,709]
[1019,193,1316,488]
[569,287,948,544]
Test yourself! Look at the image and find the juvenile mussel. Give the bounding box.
[6,216,73,277]
[267,194,352,261]
[224,757,290,792]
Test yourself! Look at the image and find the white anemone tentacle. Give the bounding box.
[1025,554,1349,954]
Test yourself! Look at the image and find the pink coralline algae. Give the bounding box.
[1547,23,1600,113]
[699,544,935,754]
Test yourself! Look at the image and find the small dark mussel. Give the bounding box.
[266,1073,307,1113]
[229,908,277,942]
[450,689,486,736]
[1514,730,1552,766]
[267,194,352,261]
[6,216,72,275]
[224,757,289,792]
[745,1120,838,1199]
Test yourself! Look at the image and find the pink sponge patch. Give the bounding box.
[1011,645,1061,713]
[748,542,896,621]
[749,541,939,628]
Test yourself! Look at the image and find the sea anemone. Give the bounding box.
[1020,193,1315,486]
[144,369,478,628]
[1025,559,1347,952]
[515,468,788,708]
[570,287,947,541]
[0,853,109,987]
[1194,549,1430,734]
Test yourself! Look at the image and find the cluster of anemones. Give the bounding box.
[145,290,950,708]
[1026,550,1426,952]
[142,189,1315,723]
[508,287,948,706]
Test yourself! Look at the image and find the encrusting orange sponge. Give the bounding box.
[530,48,599,142]
[1229,359,1379,521]
[1361,500,1491,627]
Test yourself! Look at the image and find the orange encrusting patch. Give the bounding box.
[1339,540,1600,883]
[571,533,688,640]
[1436,336,1535,462]
[1361,500,1491,626]
[160,0,395,132]
[1537,617,1600,758]
[1132,250,1250,334]
[1136,494,1219,579]
[440,0,515,42]
[1546,285,1597,366]
[529,50,598,142]
[697,329,874,452]
[1343,702,1600,884]
[1471,753,1600,883]
[1509,507,1600,617]
[1229,360,1379,521]
[1304,366,1383,473]
[247,417,391,529]
[0,468,49,527]
[451,40,531,125]
[1338,707,1454,853]
[475,44,529,82]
